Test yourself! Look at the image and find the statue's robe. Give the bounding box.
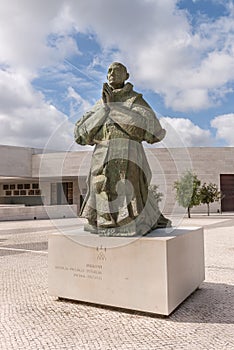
[74,83,169,235]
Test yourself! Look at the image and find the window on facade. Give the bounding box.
[2,183,41,197]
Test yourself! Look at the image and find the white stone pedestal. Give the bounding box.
[48,226,205,315]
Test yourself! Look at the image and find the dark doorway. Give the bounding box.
[220,174,234,212]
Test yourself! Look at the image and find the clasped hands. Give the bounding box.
[102,82,114,104]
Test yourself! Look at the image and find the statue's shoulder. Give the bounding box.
[123,83,143,105]
[92,98,103,109]
[124,83,139,97]
[129,86,151,109]
[84,98,104,115]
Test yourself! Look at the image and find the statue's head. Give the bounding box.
[107,62,129,89]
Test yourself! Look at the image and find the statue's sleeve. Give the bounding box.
[108,95,165,144]
[107,105,145,142]
[131,96,166,144]
[74,101,108,145]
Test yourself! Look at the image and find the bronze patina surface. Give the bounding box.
[74,62,171,236]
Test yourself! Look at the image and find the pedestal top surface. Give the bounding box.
[50,226,203,249]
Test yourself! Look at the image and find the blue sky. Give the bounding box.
[0,0,234,150]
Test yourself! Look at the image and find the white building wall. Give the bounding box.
[1,145,234,216]
[0,145,33,177]
[32,147,233,214]
[147,147,234,214]
[40,181,51,205]
[32,150,92,178]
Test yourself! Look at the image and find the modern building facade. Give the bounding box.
[0,144,234,220]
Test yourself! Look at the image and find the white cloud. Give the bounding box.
[67,87,92,118]
[62,0,234,112]
[159,117,213,147]
[0,1,80,73]
[165,89,210,112]
[0,1,81,150]
[0,69,40,112]
[0,69,74,150]
[211,113,234,146]
[0,0,234,149]
[1,1,234,103]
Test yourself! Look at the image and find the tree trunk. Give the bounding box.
[207,203,210,216]
[187,207,191,218]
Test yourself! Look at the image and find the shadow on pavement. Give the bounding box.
[0,241,48,256]
[2,241,48,251]
[170,282,234,324]
[204,218,234,229]
[0,249,25,257]
[55,282,234,323]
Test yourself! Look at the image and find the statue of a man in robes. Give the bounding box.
[74,62,171,236]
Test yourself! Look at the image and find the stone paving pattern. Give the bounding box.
[0,216,233,350]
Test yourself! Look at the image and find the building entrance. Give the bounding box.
[220,174,234,212]
[51,182,73,205]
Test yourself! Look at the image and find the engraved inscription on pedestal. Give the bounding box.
[54,248,106,281]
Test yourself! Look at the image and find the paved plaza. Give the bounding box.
[0,215,233,349]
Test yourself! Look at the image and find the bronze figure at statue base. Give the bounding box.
[84,212,171,237]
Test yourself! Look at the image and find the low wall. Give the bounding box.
[0,205,77,221]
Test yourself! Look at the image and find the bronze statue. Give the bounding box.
[74,62,171,236]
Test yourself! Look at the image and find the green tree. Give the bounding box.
[200,182,222,216]
[174,170,201,218]
[148,184,163,204]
